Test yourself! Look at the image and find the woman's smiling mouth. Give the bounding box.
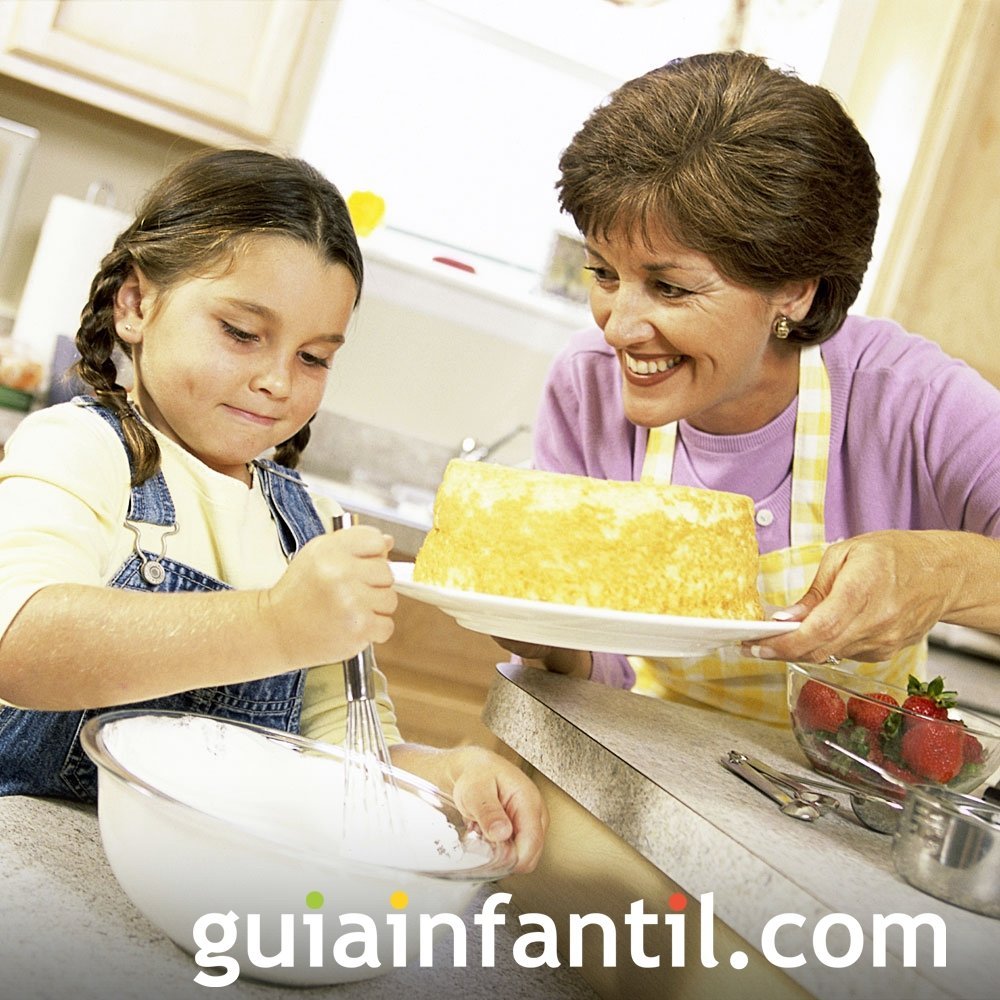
[622,351,686,382]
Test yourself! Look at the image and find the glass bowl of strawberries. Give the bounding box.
[786,662,1000,799]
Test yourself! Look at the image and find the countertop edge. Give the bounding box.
[484,663,988,1000]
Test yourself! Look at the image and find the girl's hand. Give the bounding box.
[743,529,977,664]
[264,526,397,667]
[393,744,548,873]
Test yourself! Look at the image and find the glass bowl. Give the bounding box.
[786,662,1000,800]
[82,710,516,986]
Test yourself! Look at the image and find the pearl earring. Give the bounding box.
[773,315,791,340]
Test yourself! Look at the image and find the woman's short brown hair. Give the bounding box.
[557,51,880,343]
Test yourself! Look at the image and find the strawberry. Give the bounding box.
[847,692,899,732]
[795,679,847,733]
[902,674,956,725]
[837,720,873,757]
[903,696,948,721]
[962,730,985,765]
[900,719,965,783]
[882,759,920,786]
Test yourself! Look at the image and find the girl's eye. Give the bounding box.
[222,321,257,343]
[299,351,330,369]
[584,265,616,284]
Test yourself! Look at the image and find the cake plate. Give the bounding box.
[390,563,798,658]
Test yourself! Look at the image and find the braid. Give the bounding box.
[74,245,160,486]
[273,418,312,469]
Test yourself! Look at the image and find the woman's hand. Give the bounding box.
[264,526,397,667]
[391,744,548,873]
[490,637,593,679]
[743,529,1000,664]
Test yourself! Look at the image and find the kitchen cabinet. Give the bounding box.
[376,590,507,754]
[0,0,338,147]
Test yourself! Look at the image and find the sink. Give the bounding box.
[302,472,434,528]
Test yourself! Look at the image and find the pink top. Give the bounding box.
[530,315,1000,687]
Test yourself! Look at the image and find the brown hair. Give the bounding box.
[557,51,880,343]
[74,148,364,484]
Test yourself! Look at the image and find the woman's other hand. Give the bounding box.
[744,529,1000,664]
[391,744,548,873]
[490,636,592,679]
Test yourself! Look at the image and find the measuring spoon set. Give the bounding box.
[722,750,903,831]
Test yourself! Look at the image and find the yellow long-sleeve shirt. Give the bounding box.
[0,401,400,746]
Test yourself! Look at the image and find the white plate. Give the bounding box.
[391,563,799,657]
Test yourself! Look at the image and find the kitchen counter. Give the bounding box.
[484,660,999,1000]
[0,794,597,1000]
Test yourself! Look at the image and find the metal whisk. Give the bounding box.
[333,511,400,838]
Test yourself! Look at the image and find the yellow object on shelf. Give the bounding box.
[347,191,385,237]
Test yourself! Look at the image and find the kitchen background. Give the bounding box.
[0,0,998,747]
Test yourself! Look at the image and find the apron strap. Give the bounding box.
[640,419,677,485]
[788,344,829,547]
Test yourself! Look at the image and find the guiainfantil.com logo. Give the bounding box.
[191,889,947,987]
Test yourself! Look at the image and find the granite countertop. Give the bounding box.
[0,794,596,1000]
[483,659,1000,1000]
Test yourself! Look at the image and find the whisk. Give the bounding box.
[257,466,403,838]
[333,511,401,839]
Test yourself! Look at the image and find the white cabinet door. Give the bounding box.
[0,0,336,146]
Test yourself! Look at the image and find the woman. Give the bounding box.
[511,51,1000,723]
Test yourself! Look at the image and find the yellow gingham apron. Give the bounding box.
[630,344,926,723]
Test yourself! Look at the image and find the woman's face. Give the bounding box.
[117,235,357,483]
[586,227,810,434]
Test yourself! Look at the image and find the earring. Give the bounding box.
[773,315,791,340]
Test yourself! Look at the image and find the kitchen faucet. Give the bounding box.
[456,423,531,462]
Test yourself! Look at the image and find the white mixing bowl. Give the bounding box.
[82,710,516,986]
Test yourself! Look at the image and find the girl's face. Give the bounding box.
[585,227,815,434]
[117,235,356,483]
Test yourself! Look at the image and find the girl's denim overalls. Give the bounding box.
[0,397,327,802]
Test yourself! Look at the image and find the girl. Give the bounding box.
[0,149,544,871]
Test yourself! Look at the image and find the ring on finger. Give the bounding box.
[825,654,842,666]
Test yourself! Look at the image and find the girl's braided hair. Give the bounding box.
[74,148,363,485]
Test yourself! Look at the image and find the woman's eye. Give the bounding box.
[656,281,689,299]
[222,321,257,343]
